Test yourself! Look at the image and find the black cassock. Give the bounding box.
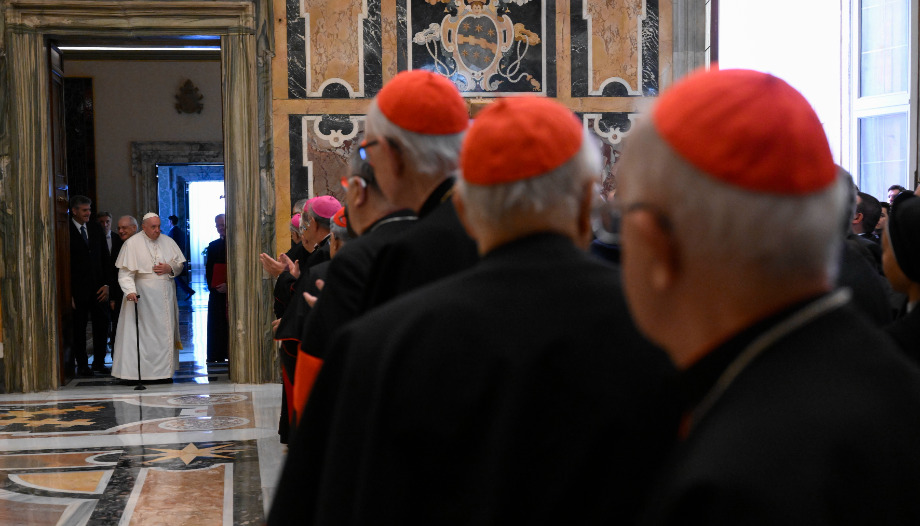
[358,177,478,312]
[641,295,920,525]
[269,233,677,525]
[205,237,228,363]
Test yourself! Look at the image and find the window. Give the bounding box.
[852,0,917,195]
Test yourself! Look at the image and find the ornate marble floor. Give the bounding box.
[0,272,285,524]
[0,383,284,525]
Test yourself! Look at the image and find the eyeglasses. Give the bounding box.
[358,139,379,161]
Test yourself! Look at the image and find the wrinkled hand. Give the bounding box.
[153,263,172,276]
[271,318,281,333]
[259,253,286,278]
[302,279,325,308]
[216,283,228,293]
[126,293,139,303]
[96,285,109,302]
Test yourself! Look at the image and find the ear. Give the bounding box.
[628,210,680,292]
[352,183,369,208]
[451,190,478,243]
[852,212,862,225]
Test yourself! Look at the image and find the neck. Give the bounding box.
[354,203,404,235]
[662,274,831,369]
[397,172,449,213]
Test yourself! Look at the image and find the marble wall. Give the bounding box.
[272,0,692,250]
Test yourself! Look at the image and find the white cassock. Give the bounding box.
[112,232,186,380]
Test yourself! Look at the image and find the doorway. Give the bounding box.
[2,0,270,392]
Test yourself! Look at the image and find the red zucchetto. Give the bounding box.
[376,70,469,135]
[332,207,347,228]
[653,68,835,195]
[460,97,583,186]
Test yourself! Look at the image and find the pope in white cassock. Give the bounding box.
[112,213,186,381]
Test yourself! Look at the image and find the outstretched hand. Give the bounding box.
[259,253,286,278]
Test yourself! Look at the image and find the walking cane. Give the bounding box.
[134,296,146,391]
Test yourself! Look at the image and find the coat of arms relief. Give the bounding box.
[412,0,544,93]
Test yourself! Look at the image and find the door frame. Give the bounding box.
[2,0,272,391]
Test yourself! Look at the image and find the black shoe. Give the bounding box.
[77,366,95,378]
[92,366,111,375]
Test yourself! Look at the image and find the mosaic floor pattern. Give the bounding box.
[0,384,284,525]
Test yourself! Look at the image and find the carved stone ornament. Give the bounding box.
[175,79,204,114]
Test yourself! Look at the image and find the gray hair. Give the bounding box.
[457,129,602,226]
[365,100,465,178]
[330,221,351,242]
[293,198,309,214]
[70,195,92,209]
[118,215,138,227]
[619,121,849,283]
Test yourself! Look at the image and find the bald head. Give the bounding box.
[117,216,138,241]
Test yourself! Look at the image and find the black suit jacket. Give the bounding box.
[269,233,676,525]
[359,178,478,311]
[69,220,110,303]
[109,235,125,305]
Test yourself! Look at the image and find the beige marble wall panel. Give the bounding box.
[273,109,293,256]
[273,0,291,100]
[303,0,364,95]
[586,0,644,94]
[659,0,674,90]
[381,0,398,80]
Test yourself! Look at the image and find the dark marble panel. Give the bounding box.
[364,0,384,97]
[289,115,309,209]
[406,0,554,95]
[570,0,589,97]
[287,0,307,99]
[397,0,408,72]
[642,0,660,96]
[571,0,659,97]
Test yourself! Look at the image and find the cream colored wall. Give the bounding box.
[64,60,222,220]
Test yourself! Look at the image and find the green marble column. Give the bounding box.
[1,30,59,392]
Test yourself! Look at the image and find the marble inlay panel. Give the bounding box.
[0,440,264,525]
[126,464,228,525]
[581,112,637,194]
[0,392,256,439]
[289,114,365,210]
[572,0,660,97]
[288,0,382,98]
[405,0,555,95]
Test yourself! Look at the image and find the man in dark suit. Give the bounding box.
[269,97,676,526]
[68,195,111,376]
[108,215,137,356]
[616,68,920,524]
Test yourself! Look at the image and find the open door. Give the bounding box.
[50,42,73,384]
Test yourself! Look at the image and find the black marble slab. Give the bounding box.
[287,0,307,99]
